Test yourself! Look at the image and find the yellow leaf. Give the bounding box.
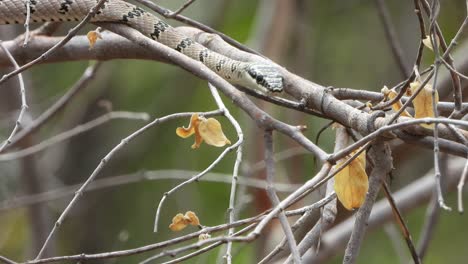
[169,213,188,231]
[334,150,369,210]
[409,81,439,129]
[177,114,231,149]
[176,114,199,138]
[184,211,200,226]
[86,30,102,50]
[382,86,411,117]
[169,211,201,232]
[198,118,231,147]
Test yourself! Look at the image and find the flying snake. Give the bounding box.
[0,0,284,92]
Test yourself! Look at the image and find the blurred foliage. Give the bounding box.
[0,0,467,263]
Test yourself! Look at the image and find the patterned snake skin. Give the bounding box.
[0,0,283,92]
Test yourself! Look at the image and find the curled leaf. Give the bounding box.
[87,29,102,49]
[382,85,411,117]
[198,118,231,147]
[176,114,231,149]
[184,211,200,226]
[176,114,199,138]
[334,150,369,210]
[169,213,187,231]
[409,81,439,129]
[169,211,201,232]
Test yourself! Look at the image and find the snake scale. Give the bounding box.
[0,0,283,92]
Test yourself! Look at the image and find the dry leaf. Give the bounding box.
[334,150,369,210]
[176,114,231,149]
[169,213,187,231]
[169,211,201,231]
[184,211,200,226]
[382,86,411,117]
[409,81,439,129]
[198,118,231,147]
[176,114,199,138]
[87,30,102,49]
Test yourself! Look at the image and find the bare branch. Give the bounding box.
[0,111,150,161]
[0,62,101,154]
[35,110,221,259]
[264,130,301,263]
[0,41,28,153]
[343,141,392,264]
[374,0,409,77]
[457,157,468,213]
[0,0,108,87]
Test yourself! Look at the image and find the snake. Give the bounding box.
[0,0,283,92]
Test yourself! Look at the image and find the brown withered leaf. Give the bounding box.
[184,211,200,226]
[176,114,230,149]
[169,211,201,232]
[197,118,231,147]
[169,213,188,231]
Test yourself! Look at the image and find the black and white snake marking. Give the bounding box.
[0,0,284,92]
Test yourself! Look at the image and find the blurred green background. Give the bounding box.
[0,0,467,263]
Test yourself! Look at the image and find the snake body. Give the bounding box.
[0,0,283,92]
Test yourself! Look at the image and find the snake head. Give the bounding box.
[245,64,284,93]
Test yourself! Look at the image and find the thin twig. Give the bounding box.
[0,0,108,86]
[167,0,196,17]
[0,146,310,212]
[439,57,468,80]
[421,0,463,112]
[153,133,242,232]
[371,0,427,111]
[0,256,17,264]
[0,170,301,212]
[21,199,332,264]
[382,183,421,264]
[0,62,102,153]
[0,41,28,153]
[248,163,332,240]
[343,141,392,264]
[133,0,264,57]
[307,157,466,263]
[387,68,434,125]
[429,12,452,211]
[284,127,345,263]
[207,83,244,263]
[34,110,221,259]
[416,195,440,261]
[264,130,301,263]
[0,111,150,161]
[441,17,468,59]
[258,193,336,264]
[384,223,408,264]
[329,117,468,163]
[158,224,255,264]
[375,0,409,77]
[100,23,329,161]
[457,157,468,213]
